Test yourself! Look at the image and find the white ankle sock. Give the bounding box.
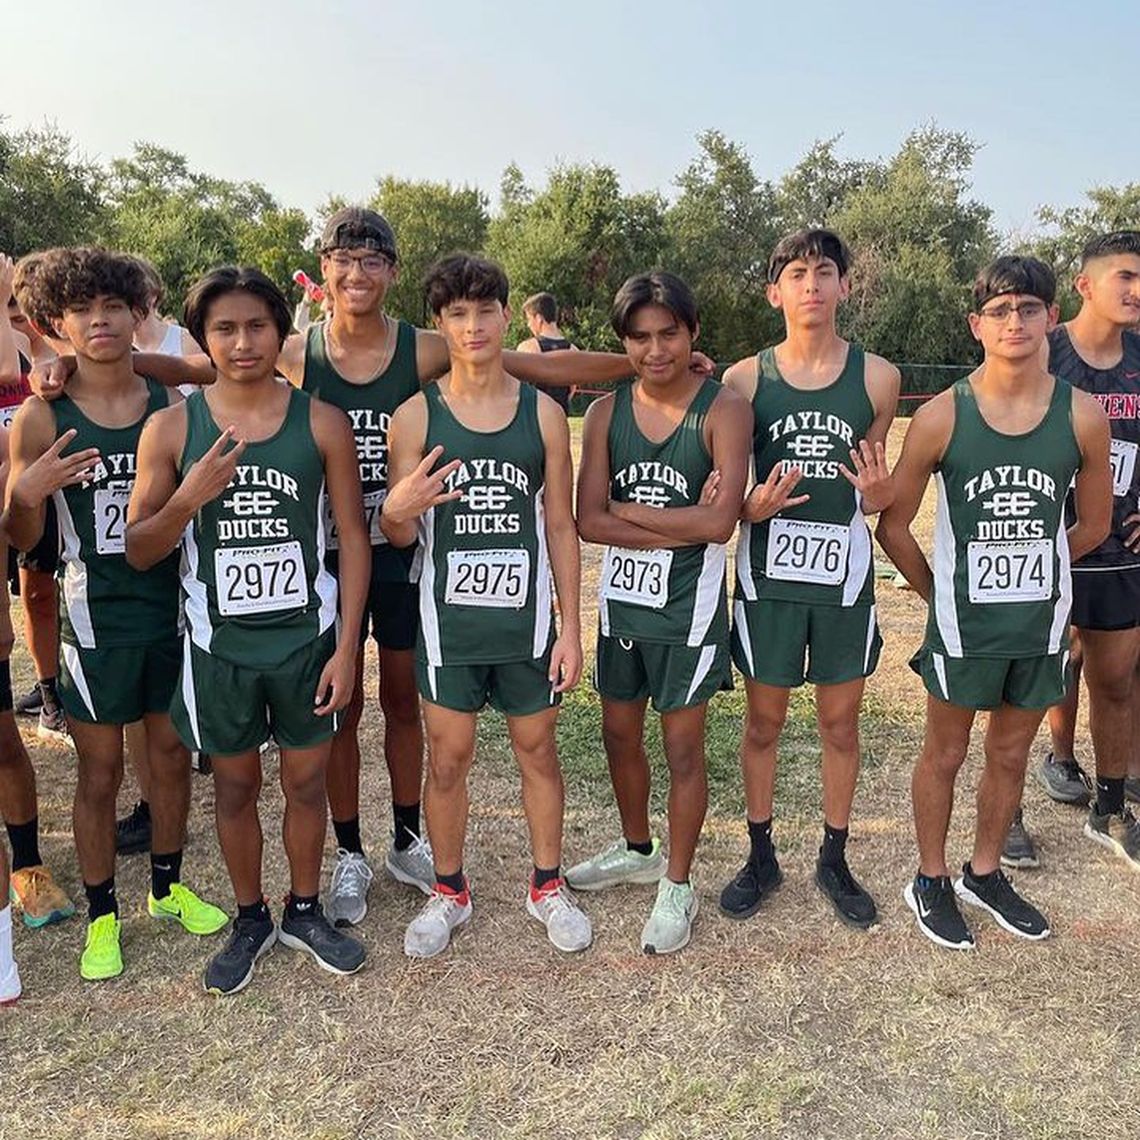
[0,905,14,976]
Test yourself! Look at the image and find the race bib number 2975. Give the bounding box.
[444,548,529,608]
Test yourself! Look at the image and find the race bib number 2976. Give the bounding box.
[765,518,848,586]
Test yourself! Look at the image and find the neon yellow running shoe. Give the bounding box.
[80,914,123,981]
[147,883,228,936]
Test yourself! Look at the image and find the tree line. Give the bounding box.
[1,121,1136,367]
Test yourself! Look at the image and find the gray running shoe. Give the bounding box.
[566,838,665,892]
[385,830,434,896]
[640,878,698,955]
[1084,805,1140,871]
[404,885,472,959]
[526,880,592,952]
[326,849,375,927]
[1036,753,1092,806]
[37,704,72,747]
[1000,808,1040,869]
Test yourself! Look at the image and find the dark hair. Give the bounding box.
[183,266,293,353]
[767,228,851,284]
[11,252,47,328]
[1080,230,1140,270]
[523,292,557,322]
[611,271,699,339]
[19,246,149,327]
[972,255,1056,310]
[424,254,509,316]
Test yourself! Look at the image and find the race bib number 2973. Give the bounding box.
[600,547,673,609]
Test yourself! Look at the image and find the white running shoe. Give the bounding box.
[565,837,665,891]
[404,885,472,959]
[525,879,593,952]
[0,960,21,1005]
[640,878,699,954]
[385,830,435,896]
[326,849,374,927]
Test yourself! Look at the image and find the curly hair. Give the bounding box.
[18,246,149,328]
[424,253,509,316]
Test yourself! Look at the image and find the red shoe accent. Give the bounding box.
[529,876,566,903]
[434,880,470,905]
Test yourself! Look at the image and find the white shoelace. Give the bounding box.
[332,851,373,895]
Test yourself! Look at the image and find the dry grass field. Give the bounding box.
[3,418,1140,1140]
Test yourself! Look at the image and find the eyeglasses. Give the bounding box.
[325,252,393,275]
[978,301,1047,322]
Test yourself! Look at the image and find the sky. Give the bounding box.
[4,0,1137,236]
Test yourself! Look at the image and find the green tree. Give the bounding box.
[0,122,105,255]
[666,130,781,362]
[487,162,668,349]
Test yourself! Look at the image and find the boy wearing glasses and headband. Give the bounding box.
[878,255,1111,950]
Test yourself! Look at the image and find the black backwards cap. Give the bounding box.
[319,207,398,261]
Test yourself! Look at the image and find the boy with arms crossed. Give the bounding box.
[719,230,899,928]
[567,272,750,953]
[127,267,369,993]
[2,248,226,981]
[878,256,1110,949]
[382,254,590,958]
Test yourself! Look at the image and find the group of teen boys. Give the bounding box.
[0,208,1137,1003]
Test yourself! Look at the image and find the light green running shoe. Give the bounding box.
[147,883,228,936]
[565,837,665,891]
[640,878,699,955]
[80,913,123,980]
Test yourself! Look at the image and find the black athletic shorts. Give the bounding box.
[16,497,60,576]
[1071,567,1140,631]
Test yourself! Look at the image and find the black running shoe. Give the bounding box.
[955,863,1049,940]
[1036,753,1092,806]
[1084,805,1140,871]
[1000,807,1039,870]
[718,855,782,920]
[14,684,44,717]
[903,875,974,950]
[815,855,877,928]
[278,901,366,975]
[204,914,277,995]
[115,800,151,856]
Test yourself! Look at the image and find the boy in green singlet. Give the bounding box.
[382,254,591,959]
[2,248,227,982]
[127,267,370,994]
[567,272,751,953]
[878,256,1111,950]
[719,230,900,930]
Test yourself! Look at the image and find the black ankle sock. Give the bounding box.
[965,861,995,883]
[747,818,774,865]
[85,877,117,920]
[6,817,42,872]
[134,799,151,820]
[238,898,270,923]
[1097,777,1125,816]
[626,838,654,857]
[333,815,363,855]
[286,892,318,918]
[820,823,849,867]
[532,865,561,890]
[150,849,183,900]
[436,869,465,894]
[393,802,421,851]
[38,677,60,711]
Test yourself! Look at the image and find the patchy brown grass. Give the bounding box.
[3,419,1139,1140]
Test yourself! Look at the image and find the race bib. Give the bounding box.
[1110,438,1137,498]
[323,490,387,551]
[765,518,848,586]
[215,541,309,616]
[600,547,673,610]
[93,488,130,555]
[966,540,1053,604]
[444,548,530,609]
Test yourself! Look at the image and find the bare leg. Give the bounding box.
[660,703,709,882]
[1047,628,1082,761]
[507,707,563,870]
[599,698,651,843]
[326,654,365,827]
[379,647,424,808]
[1081,627,1140,782]
[124,720,151,803]
[212,750,264,906]
[816,677,866,830]
[739,679,789,822]
[143,712,190,857]
[912,696,976,878]
[421,702,477,877]
[69,721,125,889]
[279,741,331,898]
[19,568,58,688]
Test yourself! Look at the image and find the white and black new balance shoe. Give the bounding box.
[903,874,975,951]
[954,863,1050,941]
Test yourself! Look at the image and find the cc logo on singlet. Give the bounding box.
[224,490,278,516]
[786,434,832,459]
[983,491,1037,518]
[464,485,514,511]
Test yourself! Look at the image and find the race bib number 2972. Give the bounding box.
[215,541,309,616]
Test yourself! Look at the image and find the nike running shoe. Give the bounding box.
[566,838,665,892]
[9,865,76,928]
[147,883,228,935]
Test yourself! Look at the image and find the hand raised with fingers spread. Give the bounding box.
[12,429,101,509]
[839,439,893,513]
[179,427,246,512]
[742,463,810,523]
[382,445,463,526]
